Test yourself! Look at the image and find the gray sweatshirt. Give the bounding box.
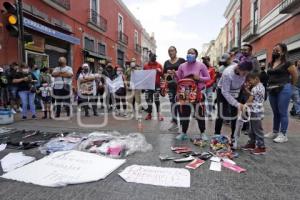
[218,64,246,108]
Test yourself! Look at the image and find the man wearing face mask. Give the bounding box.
[144,53,164,121]
[241,44,260,73]
[125,58,142,117]
[52,57,73,118]
[78,63,98,117]
[103,63,117,111]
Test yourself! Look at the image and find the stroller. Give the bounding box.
[176,78,203,112]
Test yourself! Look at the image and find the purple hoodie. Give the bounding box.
[176,61,211,91]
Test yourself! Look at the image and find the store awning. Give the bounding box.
[23,17,80,45]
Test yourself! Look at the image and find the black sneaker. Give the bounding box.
[32,115,37,119]
[22,116,27,120]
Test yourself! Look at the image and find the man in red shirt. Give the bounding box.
[144,53,164,121]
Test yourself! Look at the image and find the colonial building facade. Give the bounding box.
[0,0,156,73]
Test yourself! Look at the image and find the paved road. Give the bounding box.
[0,98,299,200]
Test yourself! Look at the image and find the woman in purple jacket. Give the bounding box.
[175,48,211,141]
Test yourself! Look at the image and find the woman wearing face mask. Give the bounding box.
[12,63,37,119]
[78,63,98,117]
[265,43,298,143]
[175,48,210,141]
[114,66,127,117]
[163,46,186,132]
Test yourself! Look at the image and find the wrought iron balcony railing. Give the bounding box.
[88,9,108,32]
[242,20,258,42]
[117,31,128,45]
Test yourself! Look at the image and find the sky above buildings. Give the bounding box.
[123,0,230,62]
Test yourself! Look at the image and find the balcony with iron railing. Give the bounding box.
[87,9,108,32]
[117,31,128,45]
[42,0,70,12]
[242,20,258,42]
[135,44,142,54]
[279,0,300,14]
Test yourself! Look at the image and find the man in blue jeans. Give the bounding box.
[291,60,300,118]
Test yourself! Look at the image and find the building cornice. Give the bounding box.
[224,0,240,19]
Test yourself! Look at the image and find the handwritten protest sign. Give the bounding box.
[119,165,190,188]
[2,151,126,187]
[130,70,156,90]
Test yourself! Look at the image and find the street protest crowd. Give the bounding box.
[0,42,300,157]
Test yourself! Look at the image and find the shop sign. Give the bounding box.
[25,35,45,53]
[23,17,80,45]
[86,57,95,62]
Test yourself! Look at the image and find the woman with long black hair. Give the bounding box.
[265,43,298,143]
[163,46,185,132]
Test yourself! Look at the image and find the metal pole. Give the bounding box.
[17,0,25,63]
[239,0,243,50]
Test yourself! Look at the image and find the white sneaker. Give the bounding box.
[18,107,23,112]
[264,132,278,139]
[11,108,16,114]
[273,133,288,143]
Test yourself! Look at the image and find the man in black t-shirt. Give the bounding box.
[163,46,185,132]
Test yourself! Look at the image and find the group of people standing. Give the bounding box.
[0,42,299,155]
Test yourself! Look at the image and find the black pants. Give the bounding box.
[169,90,178,124]
[178,98,206,134]
[145,89,160,114]
[214,88,239,138]
[53,88,71,117]
[115,90,127,110]
[78,94,98,115]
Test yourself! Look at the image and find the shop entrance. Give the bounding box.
[25,50,49,69]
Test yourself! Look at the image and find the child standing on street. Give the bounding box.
[242,73,266,155]
[39,67,53,119]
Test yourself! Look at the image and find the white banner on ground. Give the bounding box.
[119,165,190,188]
[1,152,35,172]
[106,75,124,93]
[130,70,156,90]
[2,151,126,187]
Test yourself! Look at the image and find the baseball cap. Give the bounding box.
[219,53,231,63]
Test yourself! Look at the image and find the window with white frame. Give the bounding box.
[134,30,138,45]
[118,14,124,33]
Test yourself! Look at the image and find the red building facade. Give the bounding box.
[0,0,144,74]
[241,0,300,64]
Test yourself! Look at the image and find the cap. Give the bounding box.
[219,53,231,63]
[239,60,253,71]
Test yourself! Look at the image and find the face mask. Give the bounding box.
[22,69,29,73]
[117,71,123,75]
[130,62,136,68]
[272,52,281,60]
[186,54,196,63]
